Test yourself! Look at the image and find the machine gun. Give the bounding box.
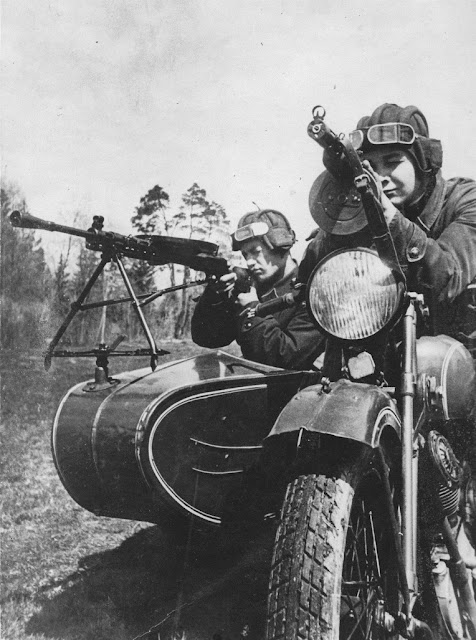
[10,210,250,378]
[306,105,405,280]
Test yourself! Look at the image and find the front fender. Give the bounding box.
[267,378,401,448]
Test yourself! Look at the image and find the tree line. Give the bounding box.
[1,180,231,350]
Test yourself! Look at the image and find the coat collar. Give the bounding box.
[258,261,298,301]
[415,171,447,232]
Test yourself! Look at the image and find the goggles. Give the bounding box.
[349,123,417,151]
[233,221,270,243]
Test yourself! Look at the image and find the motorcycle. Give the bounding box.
[261,108,476,640]
[10,106,476,640]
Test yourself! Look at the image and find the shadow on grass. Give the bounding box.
[25,524,274,640]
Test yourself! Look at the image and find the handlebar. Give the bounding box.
[254,291,300,317]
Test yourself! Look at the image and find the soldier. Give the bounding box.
[191,209,324,370]
[302,103,476,348]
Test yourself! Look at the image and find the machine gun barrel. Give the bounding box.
[9,210,232,276]
[10,210,86,236]
[307,106,361,182]
[10,210,157,259]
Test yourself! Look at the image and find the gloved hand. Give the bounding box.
[362,160,399,225]
[213,271,238,295]
[235,288,259,309]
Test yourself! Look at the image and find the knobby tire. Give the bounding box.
[267,472,399,640]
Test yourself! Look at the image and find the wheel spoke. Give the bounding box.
[369,511,382,581]
[340,486,396,640]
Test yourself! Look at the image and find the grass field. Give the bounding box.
[1,343,273,640]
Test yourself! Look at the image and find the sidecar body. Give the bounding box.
[52,350,307,528]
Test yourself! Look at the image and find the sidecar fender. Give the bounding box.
[267,378,401,447]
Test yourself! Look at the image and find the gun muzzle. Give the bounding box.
[10,210,75,234]
[10,210,45,229]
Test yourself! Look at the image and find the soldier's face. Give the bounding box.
[363,147,422,209]
[241,239,285,285]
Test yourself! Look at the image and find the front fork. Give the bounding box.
[402,293,421,607]
[378,294,428,638]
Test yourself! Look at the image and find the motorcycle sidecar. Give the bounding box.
[52,350,307,529]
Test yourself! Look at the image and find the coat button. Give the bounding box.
[409,246,419,257]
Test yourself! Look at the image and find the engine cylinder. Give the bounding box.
[427,430,463,517]
[416,335,476,422]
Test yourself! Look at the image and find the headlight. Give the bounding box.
[307,248,405,341]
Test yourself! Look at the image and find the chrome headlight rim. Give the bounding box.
[306,247,407,343]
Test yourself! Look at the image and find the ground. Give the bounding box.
[1,343,274,640]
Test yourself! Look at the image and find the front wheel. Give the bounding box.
[266,470,401,640]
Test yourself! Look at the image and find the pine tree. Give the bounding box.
[0,183,52,348]
[130,185,172,287]
[173,184,231,338]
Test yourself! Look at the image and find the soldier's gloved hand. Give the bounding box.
[208,271,238,298]
[216,271,238,294]
[362,160,399,225]
[235,287,259,308]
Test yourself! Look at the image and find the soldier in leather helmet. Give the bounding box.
[303,103,476,353]
[302,104,476,546]
[191,209,324,370]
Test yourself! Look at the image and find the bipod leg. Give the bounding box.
[44,255,110,370]
[114,256,160,370]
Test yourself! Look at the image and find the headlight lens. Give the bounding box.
[307,249,404,340]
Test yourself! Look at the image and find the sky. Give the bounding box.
[2,0,476,261]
